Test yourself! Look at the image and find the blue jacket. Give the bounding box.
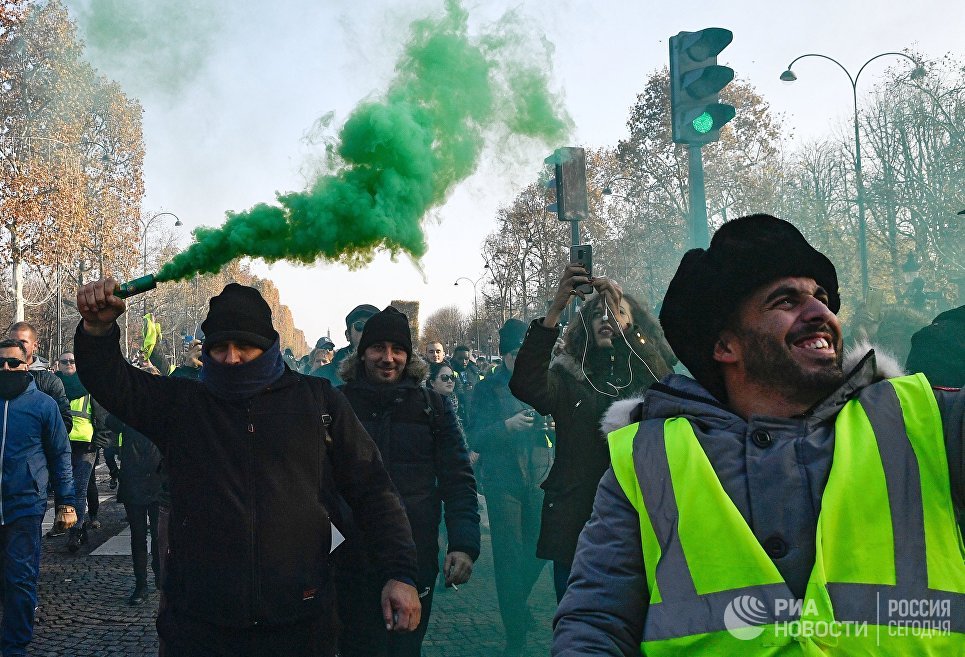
[0,378,74,524]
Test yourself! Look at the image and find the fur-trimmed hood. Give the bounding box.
[599,342,907,437]
[338,350,429,384]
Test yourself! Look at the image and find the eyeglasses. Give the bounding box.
[438,374,456,383]
[59,358,75,365]
[0,357,26,369]
[352,320,367,332]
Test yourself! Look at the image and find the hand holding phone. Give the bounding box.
[570,244,594,295]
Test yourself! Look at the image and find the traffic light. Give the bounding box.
[669,28,736,145]
[544,147,588,222]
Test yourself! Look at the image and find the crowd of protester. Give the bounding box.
[1,213,962,656]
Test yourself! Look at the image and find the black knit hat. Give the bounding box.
[498,319,527,355]
[660,214,839,399]
[357,307,412,357]
[201,283,278,350]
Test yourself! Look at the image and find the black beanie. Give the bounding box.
[201,283,278,350]
[498,319,527,355]
[357,307,412,357]
[659,214,839,399]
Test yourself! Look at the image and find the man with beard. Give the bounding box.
[553,214,965,655]
[336,307,479,657]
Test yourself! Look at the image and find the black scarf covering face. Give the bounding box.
[0,371,30,400]
[199,339,286,401]
[55,372,88,401]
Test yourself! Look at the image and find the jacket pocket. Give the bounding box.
[26,453,47,495]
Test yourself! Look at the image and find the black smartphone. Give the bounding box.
[570,244,593,294]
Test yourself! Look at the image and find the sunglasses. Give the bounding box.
[0,357,26,369]
[352,320,368,332]
[59,358,75,365]
[438,374,456,383]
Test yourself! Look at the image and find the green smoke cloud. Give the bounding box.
[155,0,570,283]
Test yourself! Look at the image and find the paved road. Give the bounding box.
[31,467,558,656]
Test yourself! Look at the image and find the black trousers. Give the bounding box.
[334,569,434,657]
[157,606,337,657]
[485,483,547,647]
[123,502,160,584]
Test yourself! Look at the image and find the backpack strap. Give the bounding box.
[420,386,447,439]
[304,376,334,454]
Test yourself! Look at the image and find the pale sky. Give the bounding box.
[67,0,962,350]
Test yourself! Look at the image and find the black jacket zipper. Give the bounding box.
[246,400,258,625]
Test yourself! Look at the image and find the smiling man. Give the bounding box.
[552,214,965,655]
[337,306,479,657]
[72,280,420,657]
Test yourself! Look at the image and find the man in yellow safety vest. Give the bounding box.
[552,214,963,656]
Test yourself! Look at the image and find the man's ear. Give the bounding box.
[344,328,351,342]
[713,329,741,365]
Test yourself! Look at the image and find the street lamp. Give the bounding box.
[137,211,182,325]
[455,273,487,353]
[602,176,636,197]
[139,211,183,276]
[779,51,925,301]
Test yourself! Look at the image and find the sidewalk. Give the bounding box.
[32,473,558,656]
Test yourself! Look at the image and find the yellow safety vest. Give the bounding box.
[609,374,965,655]
[68,395,94,443]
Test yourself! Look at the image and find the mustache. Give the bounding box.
[787,323,839,345]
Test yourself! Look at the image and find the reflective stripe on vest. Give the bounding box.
[608,374,965,655]
[68,395,94,443]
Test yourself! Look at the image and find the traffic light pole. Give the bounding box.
[688,145,709,249]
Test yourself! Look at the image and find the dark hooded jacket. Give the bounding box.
[74,322,417,628]
[338,352,480,583]
[509,318,670,565]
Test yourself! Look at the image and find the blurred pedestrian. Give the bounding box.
[469,319,553,657]
[315,304,379,386]
[107,363,165,606]
[54,351,111,553]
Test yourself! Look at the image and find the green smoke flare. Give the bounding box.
[156,0,570,283]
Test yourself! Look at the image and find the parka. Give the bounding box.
[339,352,480,583]
[74,323,418,628]
[552,347,965,655]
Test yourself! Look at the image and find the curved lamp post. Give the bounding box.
[455,273,487,352]
[779,52,925,301]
